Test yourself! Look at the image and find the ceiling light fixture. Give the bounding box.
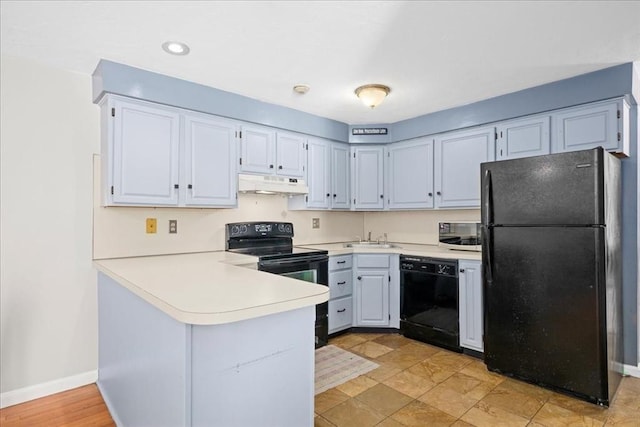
[293,84,310,94]
[355,84,391,108]
[162,41,190,56]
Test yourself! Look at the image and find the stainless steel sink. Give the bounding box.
[343,242,399,249]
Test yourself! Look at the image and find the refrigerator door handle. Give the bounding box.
[482,169,494,285]
[482,169,493,225]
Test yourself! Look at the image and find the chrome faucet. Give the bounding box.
[355,235,362,243]
[384,233,388,244]
[368,231,372,242]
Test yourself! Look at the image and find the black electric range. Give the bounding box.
[225,222,329,348]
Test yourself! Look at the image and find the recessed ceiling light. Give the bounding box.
[293,84,310,94]
[162,41,190,56]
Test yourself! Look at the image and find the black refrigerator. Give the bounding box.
[480,147,622,406]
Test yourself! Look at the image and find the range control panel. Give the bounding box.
[226,222,294,239]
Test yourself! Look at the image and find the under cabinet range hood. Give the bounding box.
[238,174,309,196]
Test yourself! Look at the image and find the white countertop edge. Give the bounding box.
[94,252,329,326]
[297,242,482,261]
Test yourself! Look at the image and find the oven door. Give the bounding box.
[259,255,329,348]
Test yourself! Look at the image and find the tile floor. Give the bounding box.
[315,332,640,427]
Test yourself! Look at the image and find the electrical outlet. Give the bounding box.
[169,220,178,234]
[312,218,320,229]
[146,218,157,234]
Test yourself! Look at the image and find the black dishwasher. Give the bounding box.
[400,256,461,352]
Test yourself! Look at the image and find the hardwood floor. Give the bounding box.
[0,384,114,427]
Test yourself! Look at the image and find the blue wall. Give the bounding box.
[93,60,639,366]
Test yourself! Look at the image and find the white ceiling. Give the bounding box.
[2,1,639,125]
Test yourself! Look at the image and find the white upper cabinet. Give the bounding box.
[331,143,351,209]
[434,125,496,208]
[387,137,434,209]
[106,96,181,206]
[276,132,306,177]
[351,146,384,210]
[552,98,630,156]
[496,116,550,160]
[183,113,238,207]
[305,138,331,209]
[239,125,275,175]
[101,95,238,208]
[239,126,305,177]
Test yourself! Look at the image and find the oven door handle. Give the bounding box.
[259,255,328,267]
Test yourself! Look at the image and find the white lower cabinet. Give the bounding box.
[353,254,390,327]
[459,259,483,352]
[328,255,353,334]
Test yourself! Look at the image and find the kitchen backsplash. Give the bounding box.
[93,156,480,259]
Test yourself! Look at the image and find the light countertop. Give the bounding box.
[94,251,329,326]
[297,242,482,261]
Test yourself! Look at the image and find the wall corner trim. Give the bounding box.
[0,370,98,409]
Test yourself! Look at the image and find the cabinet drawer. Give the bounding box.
[329,270,353,299]
[329,255,352,271]
[355,254,389,268]
[328,296,352,333]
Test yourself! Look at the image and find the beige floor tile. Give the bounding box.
[618,376,640,394]
[458,360,505,387]
[450,420,475,427]
[382,370,437,398]
[322,398,386,427]
[350,341,394,359]
[443,371,498,401]
[375,417,406,427]
[460,401,530,427]
[547,391,609,422]
[315,388,351,414]
[428,350,474,371]
[406,358,458,384]
[611,386,640,411]
[479,380,547,419]
[390,400,458,426]
[604,403,640,426]
[355,383,414,417]
[394,341,441,361]
[365,362,403,382]
[349,332,385,342]
[315,414,336,427]
[336,375,379,397]
[330,334,368,349]
[375,348,428,370]
[529,402,604,427]
[372,334,415,349]
[418,382,480,418]
[498,377,553,401]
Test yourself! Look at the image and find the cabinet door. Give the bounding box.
[331,143,351,209]
[434,126,495,208]
[496,116,550,160]
[352,146,384,209]
[276,132,305,177]
[354,270,390,327]
[183,114,238,207]
[459,260,483,352]
[305,138,331,209]
[329,296,353,334]
[387,137,434,209]
[110,98,180,205]
[552,100,622,154]
[240,125,275,174]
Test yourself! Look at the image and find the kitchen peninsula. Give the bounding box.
[94,251,329,427]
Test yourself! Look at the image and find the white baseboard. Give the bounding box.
[623,363,640,378]
[0,370,98,409]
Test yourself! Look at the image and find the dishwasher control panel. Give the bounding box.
[400,256,458,277]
